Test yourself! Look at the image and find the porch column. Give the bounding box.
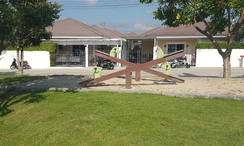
[93,45,95,58]
[153,38,157,60]
[117,40,122,67]
[85,45,88,67]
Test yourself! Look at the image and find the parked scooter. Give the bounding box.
[97,57,114,70]
[10,58,30,70]
[170,56,191,68]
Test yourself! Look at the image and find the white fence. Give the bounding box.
[1,49,244,69]
[196,49,244,67]
[0,50,50,69]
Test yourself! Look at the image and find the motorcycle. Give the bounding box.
[10,58,30,70]
[97,57,114,70]
[170,56,191,68]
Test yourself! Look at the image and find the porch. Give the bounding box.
[50,44,195,68]
[48,38,125,67]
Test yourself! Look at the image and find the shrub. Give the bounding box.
[195,42,244,49]
[6,42,58,53]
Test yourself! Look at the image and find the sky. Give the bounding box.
[48,0,164,34]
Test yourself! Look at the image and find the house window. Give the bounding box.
[73,45,85,56]
[168,44,184,54]
[58,45,63,50]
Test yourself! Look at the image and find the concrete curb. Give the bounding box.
[1,85,243,100]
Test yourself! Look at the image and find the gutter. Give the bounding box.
[156,36,227,39]
[51,36,108,39]
[122,36,156,40]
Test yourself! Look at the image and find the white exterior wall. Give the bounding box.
[0,51,50,69]
[196,49,244,67]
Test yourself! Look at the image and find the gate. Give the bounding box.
[121,50,153,65]
[121,50,196,66]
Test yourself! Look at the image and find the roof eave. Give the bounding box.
[122,36,155,40]
[51,36,108,39]
[156,35,227,39]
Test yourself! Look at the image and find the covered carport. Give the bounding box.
[48,38,125,67]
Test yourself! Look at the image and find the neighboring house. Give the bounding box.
[125,32,138,37]
[46,18,127,67]
[124,22,228,65]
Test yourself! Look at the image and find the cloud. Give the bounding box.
[86,0,97,5]
[146,10,153,15]
[134,24,153,31]
[51,0,97,5]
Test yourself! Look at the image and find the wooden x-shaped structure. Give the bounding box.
[79,50,185,89]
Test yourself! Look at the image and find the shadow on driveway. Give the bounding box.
[179,73,222,78]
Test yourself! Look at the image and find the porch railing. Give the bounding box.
[50,50,196,67]
[51,52,86,67]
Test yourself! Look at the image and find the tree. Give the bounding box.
[0,0,15,55]
[1,0,62,75]
[235,24,244,42]
[140,0,244,78]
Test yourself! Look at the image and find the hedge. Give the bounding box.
[195,42,244,49]
[6,42,58,53]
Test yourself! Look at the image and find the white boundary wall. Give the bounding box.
[0,51,50,69]
[196,49,244,67]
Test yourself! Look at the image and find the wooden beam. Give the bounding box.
[79,50,185,88]
[141,67,184,83]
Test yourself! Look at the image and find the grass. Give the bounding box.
[0,75,43,85]
[0,91,244,146]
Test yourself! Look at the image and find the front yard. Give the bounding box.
[1,90,243,146]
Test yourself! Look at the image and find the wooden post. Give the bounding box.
[125,67,132,89]
[135,70,141,81]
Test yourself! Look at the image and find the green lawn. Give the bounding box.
[0,91,243,146]
[0,75,43,85]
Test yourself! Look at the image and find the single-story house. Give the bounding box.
[46,18,127,67]
[124,22,228,65]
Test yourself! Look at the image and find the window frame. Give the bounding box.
[166,42,186,54]
[73,45,85,56]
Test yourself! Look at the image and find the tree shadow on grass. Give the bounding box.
[0,75,44,85]
[0,72,18,75]
[0,90,46,117]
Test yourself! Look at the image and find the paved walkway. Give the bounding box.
[0,67,244,78]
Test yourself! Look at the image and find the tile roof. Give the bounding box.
[111,30,127,37]
[90,25,123,38]
[125,32,138,37]
[46,18,127,38]
[138,21,228,37]
[137,27,164,37]
[46,18,104,37]
[47,18,227,39]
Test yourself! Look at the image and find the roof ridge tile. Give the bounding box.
[69,18,104,37]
